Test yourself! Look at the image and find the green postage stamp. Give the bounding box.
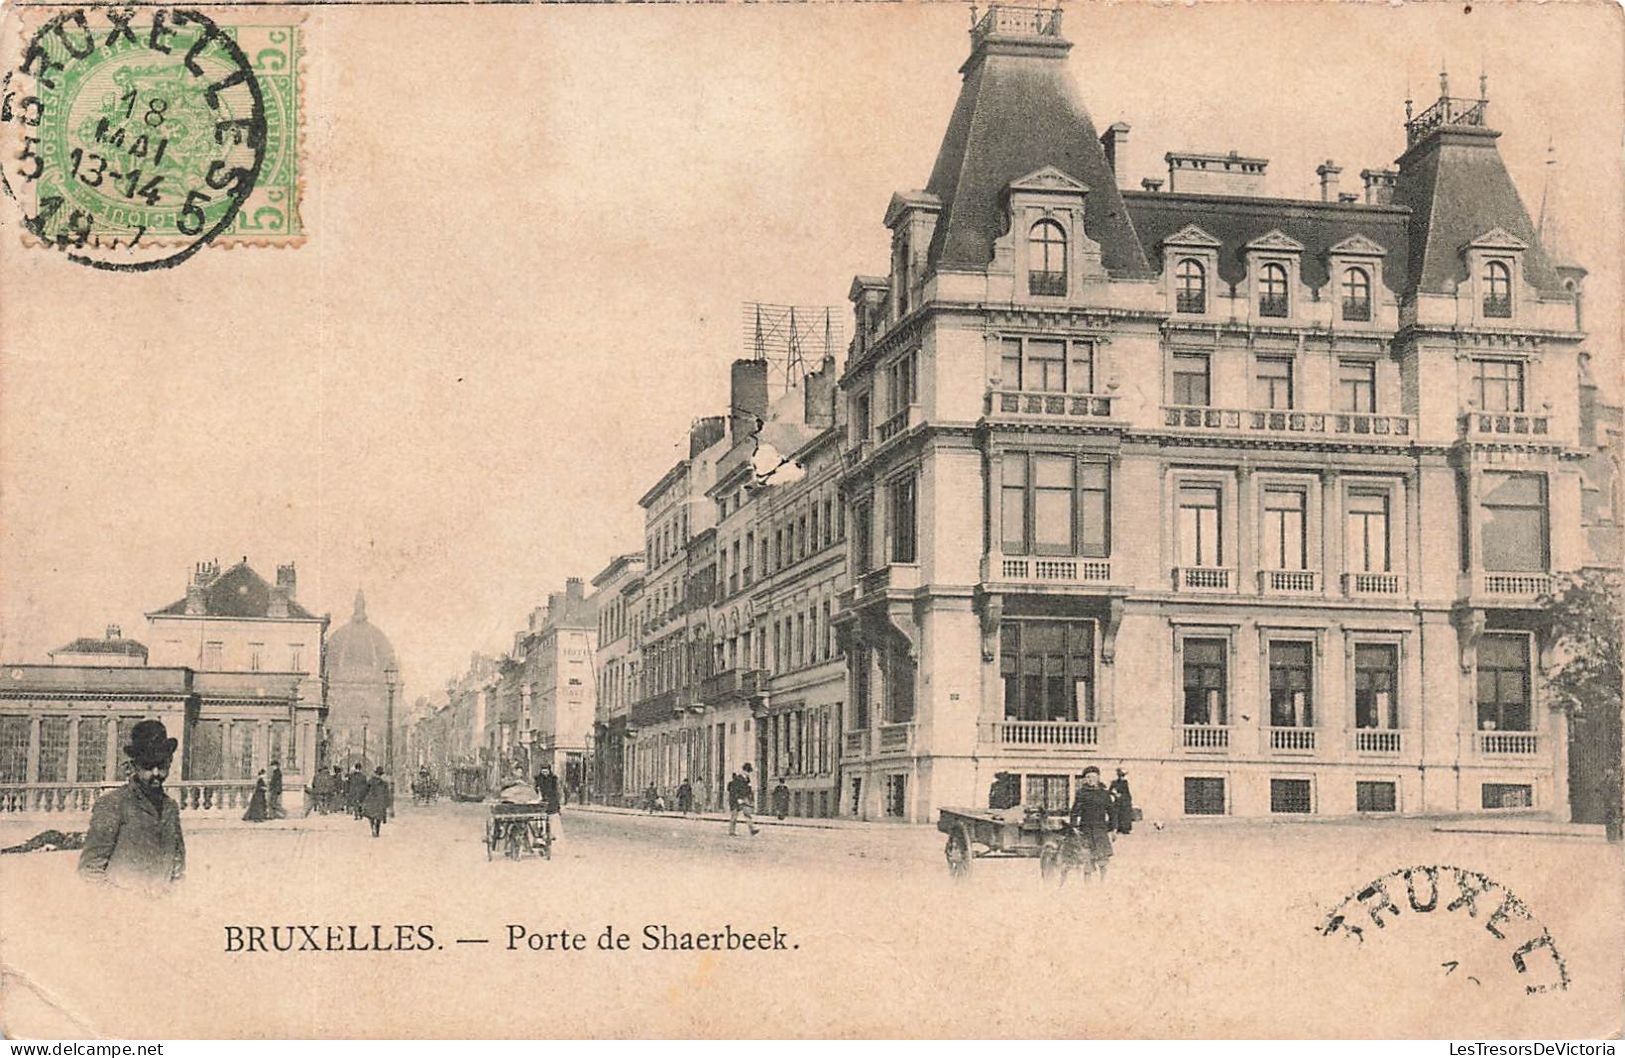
[2,8,304,269]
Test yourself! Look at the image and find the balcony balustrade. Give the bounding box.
[699,668,763,705]
[995,556,1112,585]
[0,780,263,815]
[1475,572,1553,599]
[1259,569,1321,594]
[1181,724,1230,751]
[1269,727,1317,753]
[1173,566,1234,592]
[1353,729,1404,754]
[973,3,1063,42]
[842,730,871,759]
[1460,411,1549,438]
[1477,731,1539,756]
[1342,571,1404,596]
[985,720,1101,750]
[857,563,920,598]
[1163,406,1414,441]
[987,390,1116,422]
[876,406,916,444]
[877,722,914,755]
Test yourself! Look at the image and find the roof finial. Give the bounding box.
[1479,69,1488,103]
[1439,62,1449,99]
[969,3,978,27]
[354,589,367,622]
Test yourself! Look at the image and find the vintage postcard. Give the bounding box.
[0,0,1621,1041]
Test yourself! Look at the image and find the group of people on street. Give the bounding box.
[241,761,288,822]
[299,763,392,834]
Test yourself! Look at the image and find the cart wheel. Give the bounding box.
[945,826,972,879]
[1039,840,1063,884]
[484,819,495,861]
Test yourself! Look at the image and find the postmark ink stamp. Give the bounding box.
[1320,864,1571,996]
[1,8,303,270]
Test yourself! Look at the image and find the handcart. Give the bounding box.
[484,802,552,861]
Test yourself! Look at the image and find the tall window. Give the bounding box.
[1028,220,1068,296]
[1182,639,1227,725]
[1255,356,1294,410]
[37,717,69,782]
[883,646,915,723]
[852,499,874,574]
[1262,488,1307,570]
[1178,484,1223,567]
[289,644,304,672]
[0,715,27,782]
[853,391,872,442]
[1338,360,1377,413]
[1483,260,1512,317]
[1480,473,1547,572]
[1000,337,1093,394]
[1346,490,1391,573]
[1471,359,1525,413]
[893,232,911,316]
[999,620,1095,722]
[1341,267,1372,321]
[1175,258,1206,313]
[203,641,223,669]
[1269,641,1314,727]
[1476,634,1530,731]
[999,452,1110,558]
[887,351,917,416]
[249,642,264,672]
[77,716,107,782]
[1172,353,1210,406]
[888,474,918,564]
[1354,644,1399,729]
[1258,262,1289,317]
[851,647,870,730]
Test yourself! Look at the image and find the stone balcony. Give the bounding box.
[986,390,1117,423]
[1342,571,1406,597]
[1258,569,1321,595]
[1352,728,1405,755]
[841,729,870,760]
[1473,572,1553,600]
[876,722,914,755]
[1459,410,1550,440]
[1180,724,1231,751]
[1268,727,1318,754]
[1163,405,1414,443]
[986,555,1112,587]
[981,720,1103,751]
[698,668,763,705]
[1476,730,1540,756]
[1172,566,1235,593]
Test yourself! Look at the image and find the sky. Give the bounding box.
[2,0,1620,704]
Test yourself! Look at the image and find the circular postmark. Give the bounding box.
[0,7,267,270]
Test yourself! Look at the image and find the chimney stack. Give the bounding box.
[1100,121,1130,186]
[729,359,770,443]
[1317,159,1342,202]
[1140,177,1163,192]
[689,415,727,457]
[803,354,837,429]
[1360,168,1397,206]
[276,562,297,597]
[106,624,121,640]
[566,577,584,602]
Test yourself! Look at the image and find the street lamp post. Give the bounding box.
[384,665,400,780]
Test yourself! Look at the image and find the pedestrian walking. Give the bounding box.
[361,767,392,837]
[727,763,760,836]
[269,760,286,819]
[1067,765,1115,882]
[676,778,693,814]
[78,719,186,893]
[243,771,271,823]
[346,763,368,819]
[534,763,564,846]
[772,778,790,820]
[306,766,332,817]
[643,783,659,814]
[1109,768,1134,835]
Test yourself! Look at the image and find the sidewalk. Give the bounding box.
[569,802,912,832]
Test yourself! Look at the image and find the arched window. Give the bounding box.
[1175,259,1206,313]
[1258,262,1289,317]
[1341,267,1372,321]
[1028,220,1068,296]
[1483,260,1512,318]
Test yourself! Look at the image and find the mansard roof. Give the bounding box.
[1124,191,1411,293]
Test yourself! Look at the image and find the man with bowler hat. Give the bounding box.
[78,719,186,891]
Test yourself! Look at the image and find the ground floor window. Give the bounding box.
[77,717,107,783]
[1024,773,1070,812]
[884,774,907,818]
[849,777,862,817]
[1182,638,1227,725]
[1270,778,1313,813]
[1184,776,1226,815]
[1269,641,1315,727]
[1356,780,1397,812]
[0,715,29,782]
[1354,644,1400,730]
[1482,783,1532,809]
[37,717,70,783]
[189,720,224,780]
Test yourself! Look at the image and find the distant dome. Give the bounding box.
[324,590,397,682]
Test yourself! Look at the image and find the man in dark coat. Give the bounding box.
[1067,765,1115,881]
[361,767,391,837]
[346,763,368,819]
[78,719,185,893]
[534,763,564,846]
[676,778,693,814]
[268,760,286,819]
[306,766,331,816]
[1109,768,1134,835]
[772,778,790,820]
[727,763,760,836]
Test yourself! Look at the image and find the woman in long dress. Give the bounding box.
[243,771,270,823]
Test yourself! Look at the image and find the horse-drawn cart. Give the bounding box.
[484,802,552,861]
[937,806,1076,880]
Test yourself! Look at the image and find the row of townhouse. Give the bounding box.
[506,7,1620,825]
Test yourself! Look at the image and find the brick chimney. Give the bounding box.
[184,561,214,615]
[689,415,726,457]
[1361,168,1396,206]
[803,354,837,429]
[566,577,584,602]
[729,359,770,443]
[1140,177,1163,192]
[276,562,297,597]
[1316,159,1342,202]
[106,624,121,640]
[1100,121,1130,185]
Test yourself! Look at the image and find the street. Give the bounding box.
[1,803,1620,1038]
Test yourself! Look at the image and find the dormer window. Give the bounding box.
[1483,260,1513,318]
[1259,263,1289,317]
[1341,267,1372,321]
[1175,259,1206,313]
[1027,219,1068,296]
